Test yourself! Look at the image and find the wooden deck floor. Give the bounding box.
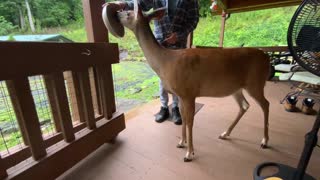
[58,82,320,180]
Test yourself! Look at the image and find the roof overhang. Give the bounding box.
[212,0,302,15]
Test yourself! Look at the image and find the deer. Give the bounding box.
[104,0,270,162]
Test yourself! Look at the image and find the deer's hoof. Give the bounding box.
[261,144,268,149]
[219,132,229,140]
[260,138,269,149]
[177,140,186,148]
[184,152,194,162]
[184,157,192,162]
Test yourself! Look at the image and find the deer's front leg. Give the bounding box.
[179,98,195,162]
[177,119,186,148]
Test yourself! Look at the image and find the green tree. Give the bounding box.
[0,16,16,35]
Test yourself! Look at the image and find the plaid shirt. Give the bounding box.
[125,0,199,48]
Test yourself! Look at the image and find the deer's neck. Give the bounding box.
[133,20,170,76]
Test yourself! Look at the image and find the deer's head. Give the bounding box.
[117,0,165,31]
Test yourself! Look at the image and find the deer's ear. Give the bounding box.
[145,8,166,21]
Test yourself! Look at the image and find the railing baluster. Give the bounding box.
[72,72,86,123]
[73,70,96,129]
[64,71,81,122]
[6,78,46,160]
[96,66,116,119]
[93,68,103,115]
[89,67,101,116]
[44,73,75,142]
[44,76,62,133]
[0,155,8,179]
[6,81,29,146]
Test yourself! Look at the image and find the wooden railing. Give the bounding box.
[0,0,126,179]
[0,41,125,180]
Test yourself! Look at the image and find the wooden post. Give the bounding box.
[43,73,75,143]
[0,155,8,179]
[6,78,46,160]
[82,0,111,117]
[83,0,117,117]
[82,0,109,42]
[187,32,193,48]
[73,70,96,130]
[219,11,227,47]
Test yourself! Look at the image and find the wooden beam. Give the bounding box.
[0,42,119,81]
[226,0,301,13]
[217,0,228,10]
[74,70,96,129]
[0,155,8,179]
[6,78,47,160]
[43,73,75,143]
[212,0,301,15]
[8,114,125,180]
[82,0,109,42]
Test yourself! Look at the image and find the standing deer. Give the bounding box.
[103,1,270,162]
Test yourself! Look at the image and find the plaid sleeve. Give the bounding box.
[170,0,199,41]
[124,0,153,11]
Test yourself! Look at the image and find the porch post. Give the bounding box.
[219,11,227,47]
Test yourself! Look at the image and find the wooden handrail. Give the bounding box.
[0,42,119,80]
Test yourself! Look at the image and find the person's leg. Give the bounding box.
[172,94,182,125]
[155,80,169,122]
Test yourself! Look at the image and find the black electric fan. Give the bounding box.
[254,0,320,179]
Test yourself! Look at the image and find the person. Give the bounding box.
[113,0,199,125]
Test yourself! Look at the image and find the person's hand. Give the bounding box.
[163,33,178,45]
[103,1,126,10]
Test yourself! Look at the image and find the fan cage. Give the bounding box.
[288,0,320,76]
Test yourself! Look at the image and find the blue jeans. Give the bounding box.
[159,80,179,108]
[157,39,185,109]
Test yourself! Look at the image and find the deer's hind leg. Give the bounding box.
[246,86,270,148]
[219,90,250,139]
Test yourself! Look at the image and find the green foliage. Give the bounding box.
[193,6,297,47]
[199,0,212,17]
[0,0,83,32]
[0,16,16,36]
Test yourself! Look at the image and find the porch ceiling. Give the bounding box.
[214,0,302,14]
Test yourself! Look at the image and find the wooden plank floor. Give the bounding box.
[58,82,320,180]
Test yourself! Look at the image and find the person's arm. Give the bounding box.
[170,0,199,42]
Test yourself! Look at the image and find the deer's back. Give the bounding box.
[168,47,270,98]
